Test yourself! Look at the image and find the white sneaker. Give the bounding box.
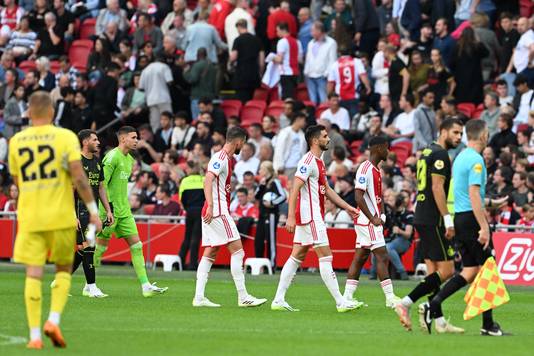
[192,297,221,307]
[271,300,300,312]
[346,298,367,308]
[337,299,359,313]
[142,282,168,298]
[386,295,402,309]
[435,319,465,334]
[238,295,267,307]
[87,286,108,298]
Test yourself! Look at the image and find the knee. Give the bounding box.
[374,250,389,264]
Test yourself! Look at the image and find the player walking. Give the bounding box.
[193,127,267,308]
[93,126,167,297]
[271,125,359,312]
[343,136,400,308]
[10,91,102,349]
[394,118,463,332]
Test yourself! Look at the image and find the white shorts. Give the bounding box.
[202,214,240,247]
[294,220,329,247]
[354,224,385,250]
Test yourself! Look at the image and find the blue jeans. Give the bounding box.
[305,76,327,105]
[190,99,200,120]
[370,237,412,276]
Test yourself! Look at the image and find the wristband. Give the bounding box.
[86,201,98,215]
[443,214,454,229]
[380,214,386,223]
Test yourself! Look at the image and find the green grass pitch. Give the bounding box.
[1,263,533,356]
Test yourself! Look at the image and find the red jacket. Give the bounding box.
[266,9,297,40]
[208,0,235,39]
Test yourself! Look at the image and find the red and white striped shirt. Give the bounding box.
[354,160,382,225]
[327,56,366,101]
[277,35,302,76]
[202,149,235,218]
[0,5,24,30]
[294,152,327,225]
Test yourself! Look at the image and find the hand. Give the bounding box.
[89,212,103,233]
[478,226,490,249]
[203,205,213,224]
[492,196,509,208]
[354,32,361,43]
[137,139,147,149]
[285,215,296,233]
[259,177,267,185]
[392,226,401,235]
[346,206,359,219]
[365,86,371,95]
[371,215,382,226]
[445,227,455,240]
[76,219,81,231]
[106,210,114,226]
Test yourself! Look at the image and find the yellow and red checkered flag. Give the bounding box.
[463,257,510,320]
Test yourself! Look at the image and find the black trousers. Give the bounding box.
[236,87,255,103]
[280,75,298,99]
[255,214,279,268]
[179,210,202,269]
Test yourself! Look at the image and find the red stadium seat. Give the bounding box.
[245,100,267,111]
[79,18,96,39]
[240,105,264,128]
[457,102,476,118]
[73,39,94,49]
[50,61,60,74]
[253,86,269,101]
[472,103,485,119]
[278,175,288,189]
[69,40,93,72]
[220,100,242,118]
[315,103,330,118]
[19,60,36,73]
[296,84,310,102]
[144,204,156,215]
[390,141,413,167]
[150,163,161,177]
[265,100,284,118]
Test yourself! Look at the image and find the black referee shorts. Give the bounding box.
[415,224,455,262]
[454,211,492,268]
[77,210,90,245]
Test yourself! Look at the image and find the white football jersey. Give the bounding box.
[202,149,234,218]
[354,160,383,225]
[294,152,327,225]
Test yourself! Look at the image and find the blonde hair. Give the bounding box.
[29,91,53,119]
[470,12,489,28]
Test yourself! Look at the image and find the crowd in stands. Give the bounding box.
[0,0,533,273]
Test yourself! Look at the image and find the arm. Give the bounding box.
[355,189,382,225]
[431,173,454,238]
[258,50,265,74]
[183,63,201,85]
[271,179,287,205]
[49,27,61,45]
[325,185,358,218]
[400,68,410,96]
[285,177,305,233]
[447,77,456,96]
[229,50,238,63]
[69,161,102,231]
[395,223,413,239]
[138,140,163,163]
[359,73,372,95]
[202,172,215,223]
[98,182,114,225]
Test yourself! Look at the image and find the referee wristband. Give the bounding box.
[86,201,98,215]
[380,214,386,223]
[443,214,454,229]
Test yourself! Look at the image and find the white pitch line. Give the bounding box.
[0,333,27,346]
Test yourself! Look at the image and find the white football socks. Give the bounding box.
[194,256,214,300]
[30,327,41,341]
[230,249,248,300]
[380,279,395,301]
[274,256,301,303]
[318,256,344,305]
[343,279,359,300]
[401,296,414,308]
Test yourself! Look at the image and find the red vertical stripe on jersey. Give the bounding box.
[286,36,299,75]
[372,166,382,212]
[226,157,234,211]
[316,158,326,219]
[216,175,221,215]
[338,56,356,100]
[222,215,233,238]
[307,179,314,220]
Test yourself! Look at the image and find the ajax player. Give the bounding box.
[271,125,360,312]
[193,127,267,307]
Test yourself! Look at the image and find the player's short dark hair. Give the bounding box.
[276,22,289,32]
[199,97,213,106]
[465,119,487,141]
[328,92,340,99]
[236,187,248,195]
[117,125,137,137]
[160,111,173,120]
[420,88,435,98]
[78,129,96,144]
[157,184,171,197]
[440,118,463,131]
[226,126,247,142]
[369,135,388,147]
[305,125,326,146]
[437,17,449,28]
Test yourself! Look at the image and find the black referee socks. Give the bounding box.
[408,272,442,303]
[430,274,467,319]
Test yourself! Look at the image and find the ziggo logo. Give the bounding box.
[498,238,534,282]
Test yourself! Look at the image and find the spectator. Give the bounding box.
[135,171,159,204]
[0,68,17,109]
[50,74,69,105]
[413,89,437,152]
[450,27,489,105]
[34,12,64,59]
[183,10,227,63]
[178,160,205,270]
[371,38,390,96]
[100,21,125,54]
[155,111,173,149]
[152,184,180,217]
[167,14,187,50]
[273,22,302,99]
[511,172,532,208]
[90,62,119,128]
[29,0,48,33]
[298,7,313,56]
[518,203,534,227]
[208,0,234,40]
[7,16,37,60]
[267,1,297,45]
[320,93,351,131]
[54,86,76,130]
[385,193,414,280]
[262,115,276,140]
[96,0,129,36]
[408,50,430,96]
[385,44,410,103]
[327,146,353,176]
[171,111,195,152]
[198,98,227,133]
[35,56,56,92]
[410,22,433,62]
[137,123,167,164]
[3,184,18,212]
[376,0,393,35]
[53,0,75,42]
[385,93,416,144]
[517,125,534,163]
[317,118,348,168]
[379,93,401,128]
[186,121,214,152]
[360,115,388,152]
[0,0,24,47]
[234,142,260,184]
[231,187,259,219]
[471,12,500,82]
[0,52,24,83]
[433,18,455,69]
[23,70,43,98]
[184,48,217,119]
[324,0,353,33]
[400,0,422,42]
[121,71,148,125]
[87,37,112,74]
[3,85,28,139]
[225,0,255,52]
[247,123,271,158]
[71,90,94,131]
[240,171,257,196]
[55,55,79,89]
[133,12,163,53]
[513,75,534,129]
[496,12,520,75]
[481,92,501,137]
[495,79,514,108]
[352,0,380,56]
[336,174,356,207]
[229,19,264,103]
[419,48,455,108]
[162,0,193,35]
[510,17,534,78]
[488,166,514,199]
[138,41,155,63]
[440,96,468,122]
[304,21,337,105]
[327,47,371,118]
[278,98,294,129]
[324,197,352,228]
[273,113,307,178]
[129,193,144,215]
[489,113,518,157]
[139,57,173,132]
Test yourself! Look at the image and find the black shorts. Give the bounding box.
[415,223,454,262]
[454,211,492,268]
[76,210,90,245]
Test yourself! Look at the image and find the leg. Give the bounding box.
[194,245,220,302]
[25,265,44,344]
[373,246,397,303]
[125,235,150,287]
[268,214,278,269]
[227,239,249,300]
[316,77,328,104]
[387,238,410,277]
[305,76,318,105]
[179,213,194,266]
[273,244,309,303]
[81,245,96,286]
[315,245,345,306]
[343,248,370,300]
[71,247,84,274]
[148,105,160,133]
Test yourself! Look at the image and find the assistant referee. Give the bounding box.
[427,120,506,336]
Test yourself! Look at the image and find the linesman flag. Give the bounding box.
[463,257,510,320]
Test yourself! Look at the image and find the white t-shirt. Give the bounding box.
[234,156,260,184]
[139,62,173,106]
[515,89,534,130]
[327,159,354,175]
[514,29,534,73]
[171,125,196,149]
[393,110,415,136]
[294,152,328,225]
[354,160,382,226]
[325,208,352,228]
[320,107,351,130]
[286,131,304,168]
[248,137,271,158]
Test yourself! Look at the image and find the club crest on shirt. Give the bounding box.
[320,185,326,194]
[213,161,221,170]
[434,160,444,170]
[225,184,231,192]
[473,163,483,173]
[358,176,366,184]
[299,165,307,174]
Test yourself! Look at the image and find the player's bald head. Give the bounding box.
[28,91,54,120]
